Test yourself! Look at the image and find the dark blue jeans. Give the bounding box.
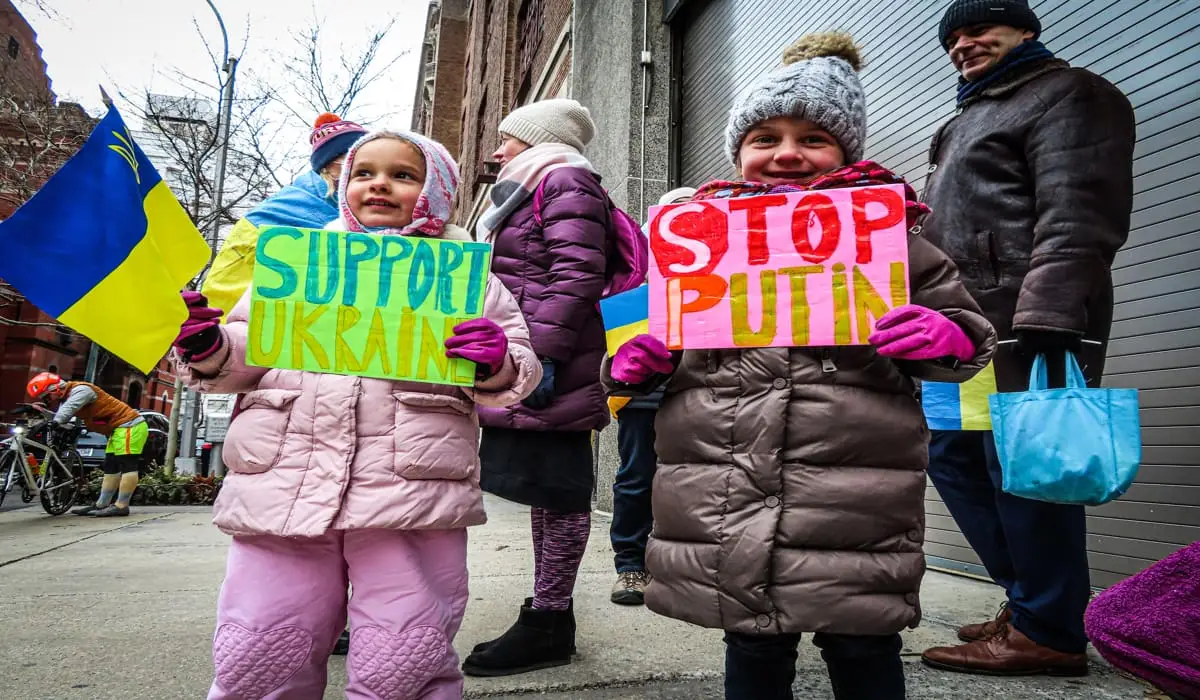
[927,429,1091,653]
[724,631,904,700]
[610,407,657,573]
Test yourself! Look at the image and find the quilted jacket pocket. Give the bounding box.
[392,391,477,481]
[223,389,301,474]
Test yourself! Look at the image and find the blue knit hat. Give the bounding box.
[310,112,367,172]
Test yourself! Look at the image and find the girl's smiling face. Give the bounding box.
[737,116,846,186]
[346,137,427,229]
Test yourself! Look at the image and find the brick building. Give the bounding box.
[0,0,51,103]
[409,0,572,227]
[0,0,177,418]
[411,0,469,160]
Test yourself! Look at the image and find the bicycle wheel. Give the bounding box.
[0,451,15,509]
[39,450,82,516]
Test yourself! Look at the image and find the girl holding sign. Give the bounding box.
[606,33,998,700]
[171,129,542,700]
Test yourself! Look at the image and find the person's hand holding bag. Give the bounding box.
[867,304,975,362]
[174,291,224,362]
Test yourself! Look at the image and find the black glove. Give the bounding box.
[521,360,558,409]
[1015,330,1082,389]
[1015,330,1082,356]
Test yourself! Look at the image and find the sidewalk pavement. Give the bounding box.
[0,497,1149,699]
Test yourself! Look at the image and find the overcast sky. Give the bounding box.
[17,0,430,178]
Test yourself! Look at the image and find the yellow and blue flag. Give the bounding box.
[921,362,998,431]
[0,107,210,373]
[599,284,650,357]
[599,285,651,419]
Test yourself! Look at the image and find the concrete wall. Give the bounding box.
[573,0,672,511]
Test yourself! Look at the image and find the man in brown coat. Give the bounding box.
[919,0,1136,677]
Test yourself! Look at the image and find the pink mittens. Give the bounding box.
[174,291,224,362]
[612,334,674,384]
[868,305,976,363]
[444,318,509,378]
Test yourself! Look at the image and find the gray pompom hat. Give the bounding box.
[724,32,867,165]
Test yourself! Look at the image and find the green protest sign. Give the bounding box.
[246,227,493,386]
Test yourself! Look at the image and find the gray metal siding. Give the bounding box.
[678,0,1200,587]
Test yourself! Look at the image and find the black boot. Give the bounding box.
[471,598,576,655]
[331,629,350,656]
[462,602,575,676]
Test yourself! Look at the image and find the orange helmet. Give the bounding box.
[27,372,65,400]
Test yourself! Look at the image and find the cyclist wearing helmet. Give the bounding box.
[27,372,144,517]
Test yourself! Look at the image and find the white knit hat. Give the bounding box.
[499,98,597,152]
[725,32,867,164]
[659,186,697,205]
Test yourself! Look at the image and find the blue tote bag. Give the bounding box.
[989,352,1141,506]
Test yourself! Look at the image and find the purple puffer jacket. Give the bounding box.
[478,166,610,432]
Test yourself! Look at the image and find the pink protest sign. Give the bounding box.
[647,185,911,349]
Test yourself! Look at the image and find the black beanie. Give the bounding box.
[938,0,1042,50]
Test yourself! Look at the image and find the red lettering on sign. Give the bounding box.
[790,193,841,263]
[850,187,906,265]
[650,202,729,277]
[729,194,788,266]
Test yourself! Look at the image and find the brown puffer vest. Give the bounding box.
[63,381,139,435]
[610,235,997,637]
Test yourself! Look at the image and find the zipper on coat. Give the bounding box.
[821,349,837,374]
[984,231,1003,287]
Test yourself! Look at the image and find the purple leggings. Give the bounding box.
[531,507,591,611]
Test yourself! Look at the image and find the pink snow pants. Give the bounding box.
[207,528,469,700]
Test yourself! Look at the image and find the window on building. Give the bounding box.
[517,0,545,94]
[127,381,143,409]
[7,36,19,60]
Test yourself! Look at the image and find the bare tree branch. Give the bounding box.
[262,12,408,129]
[0,62,94,216]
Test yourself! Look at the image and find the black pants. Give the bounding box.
[927,430,1090,652]
[724,631,904,700]
[611,408,657,572]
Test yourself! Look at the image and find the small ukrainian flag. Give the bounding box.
[599,284,650,357]
[600,284,651,418]
[0,107,211,373]
[921,362,998,431]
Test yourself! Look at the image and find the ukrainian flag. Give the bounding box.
[921,361,998,431]
[0,107,211,373]
[599,285,652,418]
[599,284,650,357]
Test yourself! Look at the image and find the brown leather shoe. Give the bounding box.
[958,603,1012,642]
[922,623,1088,677]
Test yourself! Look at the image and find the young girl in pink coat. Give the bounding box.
[172,129,542,700]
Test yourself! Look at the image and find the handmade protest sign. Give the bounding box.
[246,227,492,386]
[647,185,910,349]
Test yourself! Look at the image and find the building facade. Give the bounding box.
[417,0,1198,585]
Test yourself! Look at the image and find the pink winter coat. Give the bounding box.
[177,224,542,538]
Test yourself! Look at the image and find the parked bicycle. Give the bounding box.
[0,405,86,515]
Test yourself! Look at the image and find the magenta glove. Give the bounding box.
[868,304,976,363]
[612,334,674,384]
[174,291,224,362]
[444,318,509,379]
